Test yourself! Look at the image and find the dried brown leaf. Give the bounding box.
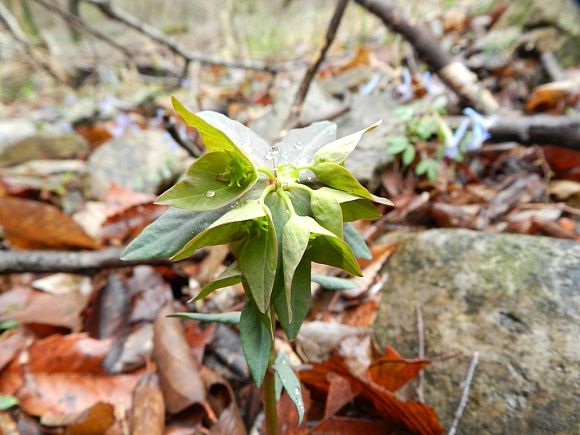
[153,304,206,414]
[130,374,165,435]
[41,402,115,434]
[0,197,100,250]
[368,346,430,392]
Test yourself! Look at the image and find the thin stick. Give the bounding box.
[448,352,479,435]
[31,0,132,56]
[415,302,425,403]
[80,0,291,74]
[284,0,350,132]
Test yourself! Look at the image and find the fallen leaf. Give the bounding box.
[344,244,396,298]
[128,267,174,323]
[153,304,207,414]
[296,321,369,362]
[324,373,354,418]
[0,197,100,250]
[41,402,115,434]
[130,373,165,435]
[311,416,393,434]
[0,328,28,371]
[274,383,311,435]
[368,346,430,392]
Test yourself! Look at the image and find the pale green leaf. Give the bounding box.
[311,162,373,200]
[311,273,359,290]
[343,222,372,260]
[168,311,241,324]
[387,136,411,155]
[190,261,242,302]
[402,145,416,166]
[313,120,381,165]
[121,180,268,260]
[310,188,343,237]
[315,187,382,221]
[282,215,310,321]
[233,205,277,313]
[0,395,18,410]
[240,298,271,387]
[304,217,362,276]
[156,151,257,211]
[276,121,337,169]
[171,199,266,261]
[272,353,305,424]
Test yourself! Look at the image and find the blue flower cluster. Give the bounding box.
[444,108,496,159]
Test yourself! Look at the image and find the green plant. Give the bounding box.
[122,96,392,433]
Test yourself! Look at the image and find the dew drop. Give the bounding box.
[265,152,273,161]
[293,386,300,396]
[205,190,216,198]
[307,176,312,181]
[281,152,288,160]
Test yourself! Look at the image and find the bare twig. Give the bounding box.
[0,248,174,275]
[415,301,425,403]
[31,0,132,56]
[79,0,290,74]
[448,352,479,435]
[284,0,350,132]
[0,1,28,41]
[354,0,499,114]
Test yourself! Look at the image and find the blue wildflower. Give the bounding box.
[395,68,413,102]
[463,107,496,151]
[444,118,470,159]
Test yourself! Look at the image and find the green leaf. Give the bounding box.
[274,258,311,341]
[304,217,362,276]
[240,298,271,387]
[121,179,268,260]
[316,187,381,221]
[172,97,270,167]
[272,353,305,424]
[190,261,242,302]
[171,199,266,261]
[387,136,411,155]
[415,159,428,175]
[426,162,439,181]
[311,162,373,200]
[343,223,372,260]
[310,188,343,238]
[168,311,241,324]
[233,205,277,313]
[156,151,258,211]
[0,319,19,330]
[282,215,310,321]
[402,145,416,166]
[276,121,337,168]
[313,120,381,165]
[393,106,414,121]
[311,273,359,290]
[0,395,18,410]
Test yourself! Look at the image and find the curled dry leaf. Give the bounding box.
[0,197,100,250]
[130,374,165,435]
[368,346,430,392]
[200,366,247,435]
[153,304,207,414]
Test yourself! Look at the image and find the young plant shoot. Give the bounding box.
[122,96,392,430]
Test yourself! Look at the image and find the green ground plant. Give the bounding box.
[122,97,392,433]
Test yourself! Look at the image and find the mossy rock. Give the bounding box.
[373,229,580,434]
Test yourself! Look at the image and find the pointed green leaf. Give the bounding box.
[303,217,362,276]
[402,145,416,166]
[315,187,382,221]
[272,353,305,424]
[168,311,241,324]
[311,273,359,290]
[387,136,411,155]
[310,188,343,237]
[276,121,337,168]
[190,261,242,302]
[274,258,311,341]
[171,199,266,260]
[233,206,277,313]
[0,395,18,410]
[282,215,310,321]
[240,298,271,387]
[311,162,373,200]
[156,151,257,211]
[313,120,381,165]
[343,222,372,260]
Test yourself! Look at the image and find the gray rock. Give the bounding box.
[0,132,89,167]
[373,229,580,434]
[83,129,191,200]
[0,118,37,147]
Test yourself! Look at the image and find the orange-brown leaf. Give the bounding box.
[368,346,430,392]
[130,374,165,435]
[0,197,100,250]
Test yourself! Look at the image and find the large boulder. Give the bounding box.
[373,229,579,434]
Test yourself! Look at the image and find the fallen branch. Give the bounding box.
[31,0,132,57]
[79,0,291,74]
[448,352,479,435]
[354,0,499,114]
[0,248,173,275]
[284,0,349,132]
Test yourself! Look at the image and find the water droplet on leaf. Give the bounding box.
[205,190,216,198]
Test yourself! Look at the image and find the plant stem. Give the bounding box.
[263,305,278,435]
